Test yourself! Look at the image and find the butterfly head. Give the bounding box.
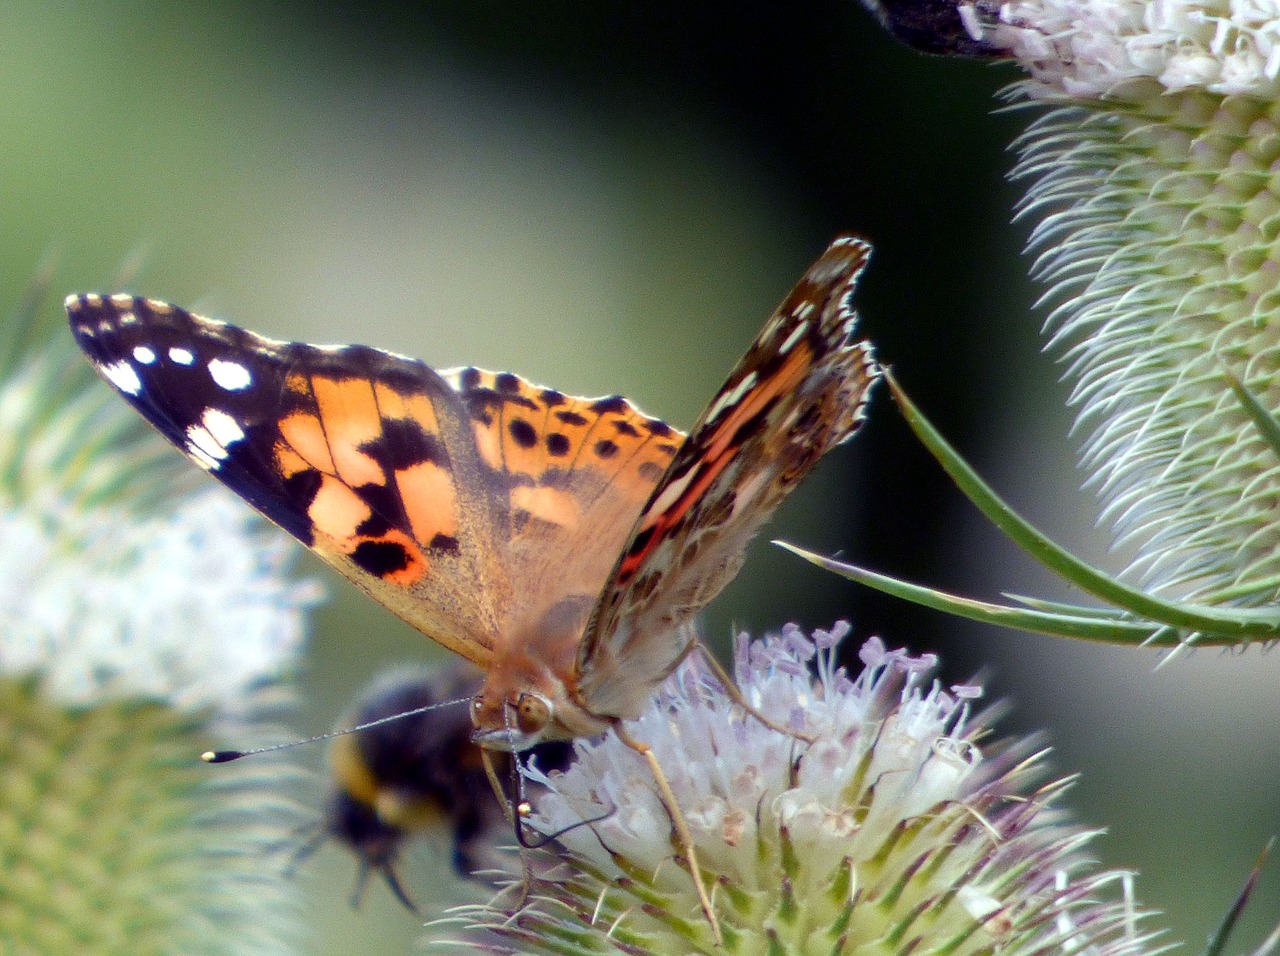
[471,659,613,752]
[469,690,554,752]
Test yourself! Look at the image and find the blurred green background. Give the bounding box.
[3,2,1276,953]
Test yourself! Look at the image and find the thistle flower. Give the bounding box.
[954,1,1280,604]
[441,624,1154,956]
[0,332,321,954]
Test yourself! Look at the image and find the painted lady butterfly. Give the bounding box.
[67,236,879,938]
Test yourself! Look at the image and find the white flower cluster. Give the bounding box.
[525,624,984,893]
[964,0,1280,97]
[0,487,321,713]
[450,626,1145,955]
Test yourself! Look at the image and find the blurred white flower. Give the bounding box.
[0,333,320,955]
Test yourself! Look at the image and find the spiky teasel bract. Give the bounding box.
[437,624,1155,956]
[0,293,322,955]
[963,1,1280,607]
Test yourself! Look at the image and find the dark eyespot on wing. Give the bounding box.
[351,540,412,576]
[589,396,628,415]
[429,533,461,555]
[636,460,665,482]
[508,418,538,448]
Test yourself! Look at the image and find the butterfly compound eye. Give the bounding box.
[515,694,551,735]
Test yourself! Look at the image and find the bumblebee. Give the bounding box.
[309,666,570,910]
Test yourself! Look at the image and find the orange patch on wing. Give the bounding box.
[279,411,336,474]
[706,347,810,462]
[501,414,544,479]
[375,384,442,436]
[401,394,441,434]
[373,381,407,419]
[511,485,580,528]
[273,441,312,479]
[313,376,385,487]
[472,419,503,470]
[307,474,374,540]
[394,462,458,544]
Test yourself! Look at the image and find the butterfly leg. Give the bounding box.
[610,721,723,948]
[696,644,817,745]
[479,748,537,914]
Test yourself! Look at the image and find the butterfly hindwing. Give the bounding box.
[67,294,504,666]
[442,366,685,663]
[575,237,880,717]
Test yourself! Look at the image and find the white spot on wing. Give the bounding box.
[778,320,809,356]
[201,408,245,447]
[185,424,228,467]
[644,468,696,524]
[110,294,134,307]
[100,360,142,396]
[208,357,252,391]
[703,370,759,424]
[169,347,195,365]
[132,345,157,365]
[187,444,220,471]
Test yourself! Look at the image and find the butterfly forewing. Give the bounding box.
[66,294,505,667]
[575,237,880,718]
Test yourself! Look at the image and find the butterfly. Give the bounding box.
[67,235,879,941]
[299,664,571,912]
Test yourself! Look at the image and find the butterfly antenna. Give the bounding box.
[201,696,470,763]
[516,802,616,850]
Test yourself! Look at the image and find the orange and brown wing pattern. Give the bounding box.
[67,295,504,666]
[441,367,685,651]
[575,237,881,718]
